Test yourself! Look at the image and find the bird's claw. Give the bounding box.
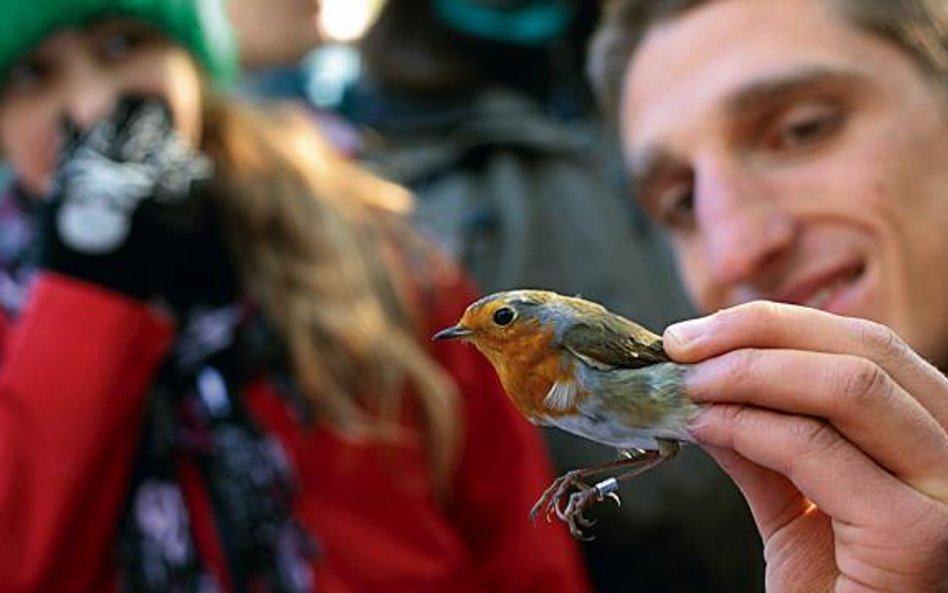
[529,469,587,525]
[560,487,600,540]
[530,473,623,540]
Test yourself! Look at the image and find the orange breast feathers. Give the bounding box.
[474,319,584,421]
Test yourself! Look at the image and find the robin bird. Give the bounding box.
[433,289,701,539]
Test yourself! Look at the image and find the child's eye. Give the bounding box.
[2,59,49,95]
[98,30,144,62]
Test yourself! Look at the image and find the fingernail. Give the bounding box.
[665,316,711,348]
[685,406,711,439]
[681,363,712,405]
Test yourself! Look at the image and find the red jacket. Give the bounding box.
[0,273,591,593]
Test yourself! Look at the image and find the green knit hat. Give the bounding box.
[0,0,239,87]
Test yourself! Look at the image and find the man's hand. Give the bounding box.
[664,301,948,593]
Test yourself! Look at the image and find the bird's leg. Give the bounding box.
[529,458,642,525]
[536,440,680,540]
[587,439,681,505]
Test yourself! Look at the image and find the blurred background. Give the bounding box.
[227,1,765,591]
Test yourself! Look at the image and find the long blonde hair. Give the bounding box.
[199,91,461,495]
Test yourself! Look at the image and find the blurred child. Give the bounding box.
[0,2,591,591]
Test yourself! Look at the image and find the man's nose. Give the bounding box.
[694,162,797,286]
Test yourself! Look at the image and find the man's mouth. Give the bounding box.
[777,263,867,313]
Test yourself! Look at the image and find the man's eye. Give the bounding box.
[765,102,843,152]
[653,181,695,231]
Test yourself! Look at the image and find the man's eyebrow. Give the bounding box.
[724,65,865,115]
[626,68,865,196]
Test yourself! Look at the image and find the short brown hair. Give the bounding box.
[587,0,948,121]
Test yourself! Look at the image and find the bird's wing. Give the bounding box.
[561,314,669,370]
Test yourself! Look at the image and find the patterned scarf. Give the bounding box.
[0,183,317,593]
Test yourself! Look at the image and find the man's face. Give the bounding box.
[620,0,948,365]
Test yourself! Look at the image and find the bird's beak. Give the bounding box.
[432,324,473,341]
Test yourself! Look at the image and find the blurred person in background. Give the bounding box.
[0,1,591,591]
[348,0,695,332]
[233,1,766,591]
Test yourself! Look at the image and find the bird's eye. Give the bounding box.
[493,307,516,326]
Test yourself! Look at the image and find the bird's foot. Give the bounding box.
[529,469,586,525]
[530,472,622,540]
[558,477,622,540]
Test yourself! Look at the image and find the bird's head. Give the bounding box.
[433,289,574,360]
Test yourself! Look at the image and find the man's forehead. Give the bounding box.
[622,1,860,100]
[618,0,883,171]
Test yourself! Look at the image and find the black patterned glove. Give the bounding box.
[39,96,236,316]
